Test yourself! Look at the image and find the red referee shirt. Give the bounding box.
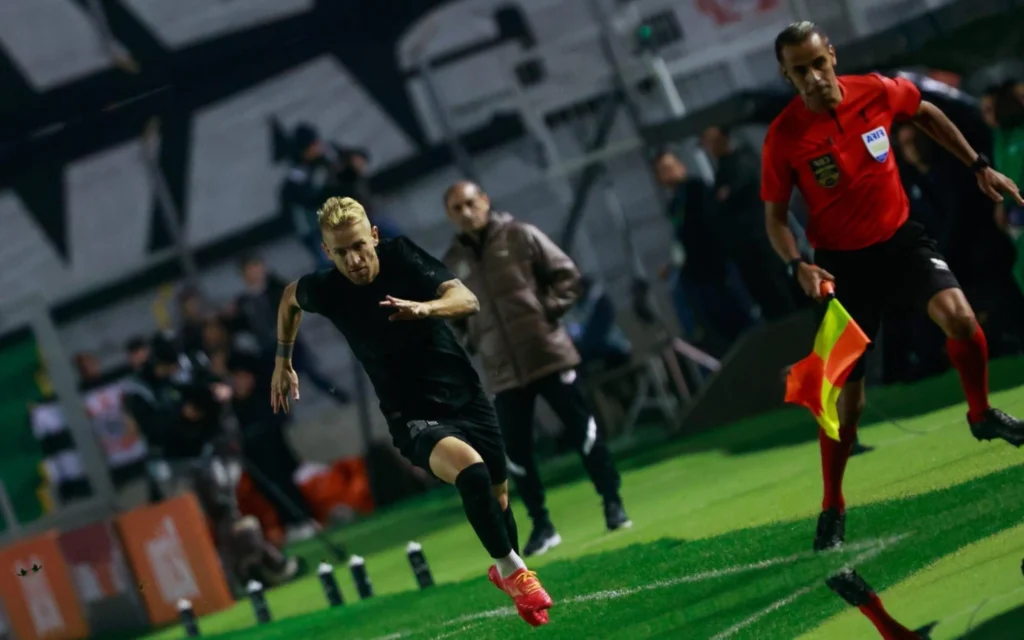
[761,74,922,251]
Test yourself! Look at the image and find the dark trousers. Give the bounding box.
[242,423,311,526]
[493,369,621,525]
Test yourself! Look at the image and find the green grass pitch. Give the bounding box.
[136,358,1024,640]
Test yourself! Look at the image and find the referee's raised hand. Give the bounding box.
[796,263,835,303]
[976,166,1024,207]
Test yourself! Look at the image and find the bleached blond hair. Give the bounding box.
[317,197,368,230]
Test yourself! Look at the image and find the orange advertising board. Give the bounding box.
[0,530,90,640]
[115,493,233,625]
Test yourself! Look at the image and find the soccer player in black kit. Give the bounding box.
[270,197,553,626]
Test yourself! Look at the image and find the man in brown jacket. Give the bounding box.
[443,181,629,557]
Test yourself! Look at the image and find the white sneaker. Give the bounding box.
[285,522,318,544]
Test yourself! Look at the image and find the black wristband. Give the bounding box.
[970,153,991,174]
[786,258,805,279]
[276,342,294,359]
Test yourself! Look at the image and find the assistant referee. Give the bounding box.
[761,22,1024,556]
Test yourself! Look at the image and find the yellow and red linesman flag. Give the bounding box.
[785,281,871,441]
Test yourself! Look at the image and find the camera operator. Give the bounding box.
[121,333,301,590]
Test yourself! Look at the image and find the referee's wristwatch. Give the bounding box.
[787,258,805,280]
[970,153,991,174]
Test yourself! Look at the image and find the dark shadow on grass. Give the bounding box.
[954,604,1024,639]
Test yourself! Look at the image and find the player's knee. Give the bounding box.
[455,462,492,501]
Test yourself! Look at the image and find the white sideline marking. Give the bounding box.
[431,534,909,636]
[708,536,905,639]
[431,622,481,640]
[709,585,817,640]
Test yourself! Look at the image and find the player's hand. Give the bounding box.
[796,263,835,302]
[977,167,1024,206]
[270,364,300,414]
[380,295,431,321]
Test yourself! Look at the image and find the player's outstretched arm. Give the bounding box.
[913,101,1024,206]
[381,280,480,321]
[271,281,302,414]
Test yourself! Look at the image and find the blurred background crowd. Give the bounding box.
[0,0,1022,635]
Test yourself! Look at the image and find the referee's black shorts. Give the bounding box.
[389,392,508,485]
[813,220,961,382]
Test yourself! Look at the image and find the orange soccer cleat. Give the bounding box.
[487,565,553,627]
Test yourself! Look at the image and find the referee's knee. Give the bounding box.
[944,311,978,341]
[929,290,977,340]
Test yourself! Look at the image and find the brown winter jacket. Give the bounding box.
[443,212,582,393]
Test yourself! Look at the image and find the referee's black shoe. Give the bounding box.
[813,508,845,552]
[969,408,1024,447]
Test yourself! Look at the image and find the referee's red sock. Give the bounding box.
[946,324,990,423]
[858,594,919,639]
[819,422,857,512]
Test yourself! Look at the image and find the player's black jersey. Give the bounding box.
[296,236,483,418]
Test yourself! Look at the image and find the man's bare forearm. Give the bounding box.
[765,202,801,263]
[276,281,303,363]
[424,280,480,320]
[913,101,977,166]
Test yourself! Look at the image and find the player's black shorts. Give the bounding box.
[813,220,960,382]
[388,392,507,485]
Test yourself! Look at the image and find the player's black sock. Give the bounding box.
[502,505,520,555]
[455,463,512,559]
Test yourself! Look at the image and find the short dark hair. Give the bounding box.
[650,147,676,164]
[442,181,480,206]
[125,336,147,352]
[238,252,263,270]
[774,21,828,63]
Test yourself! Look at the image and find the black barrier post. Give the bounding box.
[177,598,200,637]
[318,562,345,607]
[406,541,434,589]
[349,555,374,600]
[247,580,272,625]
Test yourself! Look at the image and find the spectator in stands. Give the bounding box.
[177,287,209,354]
[125,337,150,372]
[884,124,956,380]
[228,352,318,543]
[894,124,961,254]
[335,148,403,240]
[123,333,301,587]
[652,149,752,355]
[229,254,350,403]
[279,123,337,270]
[201,317,236,377]
[72,352,103,386]
[564,275,632,372]
[700,126,799,322]
[443,180,630,557]
[988,81,1024,294]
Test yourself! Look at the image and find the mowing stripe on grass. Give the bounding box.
[709,537,905,639]
[431,534,909,638]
